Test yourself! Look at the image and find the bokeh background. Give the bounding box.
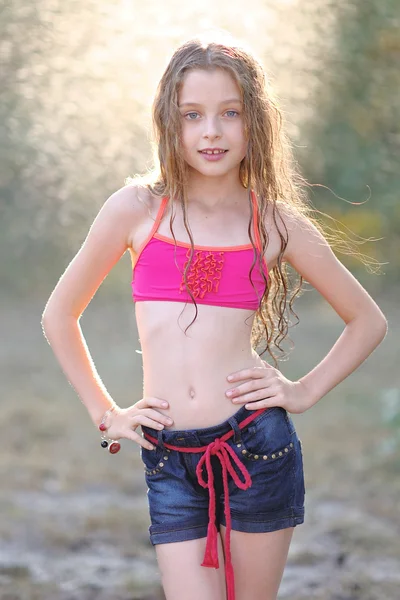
[1,1,399,599]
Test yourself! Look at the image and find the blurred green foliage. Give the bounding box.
[300,0,399,280]
[1,0,398,299]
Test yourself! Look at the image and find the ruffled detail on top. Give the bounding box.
[179,248,225,299]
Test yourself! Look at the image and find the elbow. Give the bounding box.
[41,305,76,333]
[41,309,57,336]
[348,307,388,344]
[41,302,57,330]
[368,308,388,344]
[374,303,388,335]
[377,314,388,342]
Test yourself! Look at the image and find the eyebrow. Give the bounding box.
[179,98,242,108]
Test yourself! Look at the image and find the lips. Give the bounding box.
[198,149,228,155]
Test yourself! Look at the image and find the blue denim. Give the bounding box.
[141,404,305,545]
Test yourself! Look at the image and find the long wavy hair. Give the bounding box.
[127,33,379,367]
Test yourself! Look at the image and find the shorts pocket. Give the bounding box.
[140,444,172,477]
[233,407,294,463]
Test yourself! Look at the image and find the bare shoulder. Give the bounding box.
[103,181,150,226]
[104,182,162,247]
[269,201,311,235]
[271,200,338,276]
[275,201,331,265]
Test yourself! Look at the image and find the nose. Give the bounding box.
[202,116,222,141]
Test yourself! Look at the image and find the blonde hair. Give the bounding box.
[127,33,378,367]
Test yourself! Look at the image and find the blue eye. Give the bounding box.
[184,110,239,120]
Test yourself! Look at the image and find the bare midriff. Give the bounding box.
[135,300,265,430]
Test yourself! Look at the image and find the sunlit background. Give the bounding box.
[1,1,399,599]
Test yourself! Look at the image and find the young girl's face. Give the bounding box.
[178,68,248,179]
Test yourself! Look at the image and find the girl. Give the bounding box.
[41,34,387,600]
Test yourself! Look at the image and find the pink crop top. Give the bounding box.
[131,189,269,310]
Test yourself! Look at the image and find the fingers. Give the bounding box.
[137,397,169,410]
[130,397,175,431]
[134,412,173,429]
[230,388,276,404]
[243,393,282,410]
[226,377,273,399]
[143,408,174,427]
[132,405,173,427]
[131,397,174,427]
[227,366,271,383]
[106,397,174,448]
[122,428,155,450]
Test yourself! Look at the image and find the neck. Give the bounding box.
[185,170,248,208]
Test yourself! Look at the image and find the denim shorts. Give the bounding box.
[140,404,305,546]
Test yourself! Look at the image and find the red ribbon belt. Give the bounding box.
[143,407,267,600]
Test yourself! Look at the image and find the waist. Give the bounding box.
[136,306,265,428]
[142,404,278,448]
[147,398,253,431]
[143,363,266,430]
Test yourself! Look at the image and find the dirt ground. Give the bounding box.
[1,287,398,600]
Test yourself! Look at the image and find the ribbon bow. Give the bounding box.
[196,437,253,600]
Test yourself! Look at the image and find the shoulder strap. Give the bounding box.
[148,196,168,238]
[154,196,168,229]
[251,190,262,253]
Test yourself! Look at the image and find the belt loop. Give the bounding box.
[157,428,166,450]
[227,416,242,444]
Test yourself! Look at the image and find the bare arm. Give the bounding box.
[41,184,142,425]
[282,210,388,407]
